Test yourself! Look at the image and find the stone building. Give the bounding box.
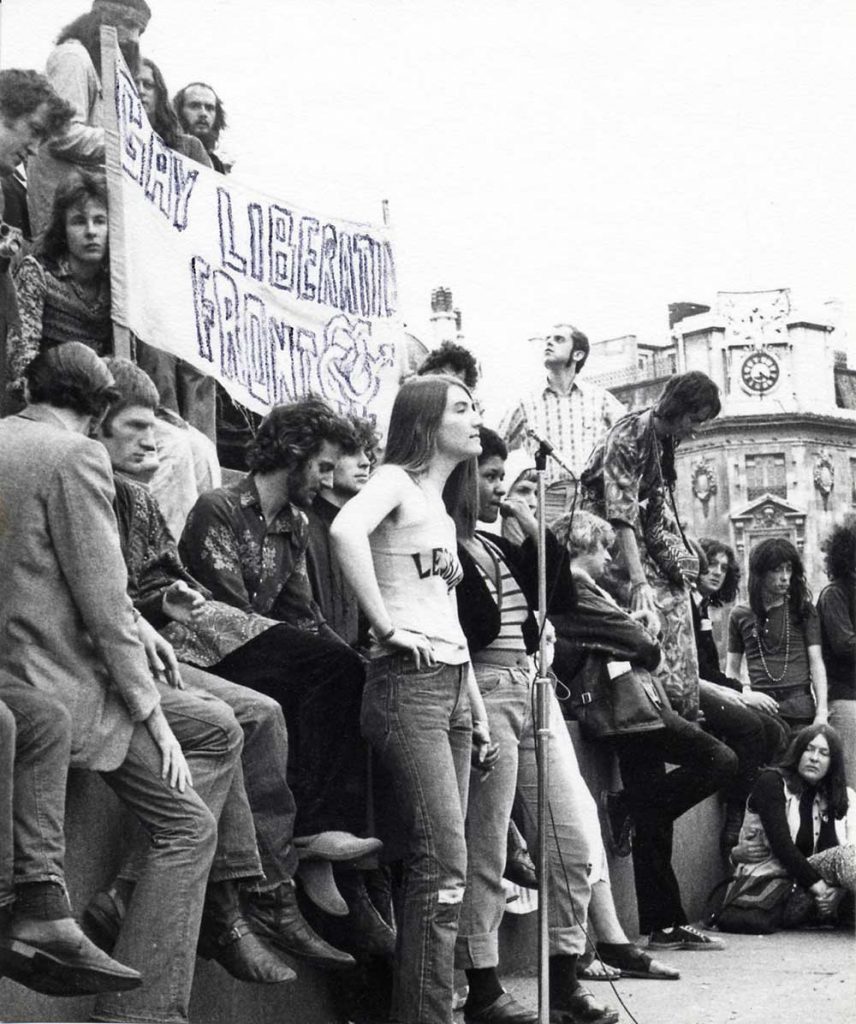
[590,288,856,598]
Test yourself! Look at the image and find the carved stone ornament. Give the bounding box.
[691,458,717,514]
[813,451,835,510]
[730,494,806,556]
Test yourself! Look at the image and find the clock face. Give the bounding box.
[741,350,780,394]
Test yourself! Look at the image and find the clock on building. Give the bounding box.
[740,350,780,394]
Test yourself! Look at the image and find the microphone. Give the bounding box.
[526,429,555,455]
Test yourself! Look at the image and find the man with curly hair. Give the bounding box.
[417,341,480,391]
[818,521,856,788]
[178,399,395,954]
[1,69,74,414]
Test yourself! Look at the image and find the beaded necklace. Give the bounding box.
[752,603,791,683]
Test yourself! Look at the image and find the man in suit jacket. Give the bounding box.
[0,343,244,1024]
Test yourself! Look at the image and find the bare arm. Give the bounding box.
[807,645,829,723]
[614,523,659,623]
[329,467,434,666]
[726,649,780,714]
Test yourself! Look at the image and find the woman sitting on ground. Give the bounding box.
[731,723,855,928]
[7,170,110,397]
[725,537,828,731]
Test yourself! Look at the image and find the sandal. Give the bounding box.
[577,957,621,982]
[596,943,680,980]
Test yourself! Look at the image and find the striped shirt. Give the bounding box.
[474,537,529,651]
[499,377,625,486]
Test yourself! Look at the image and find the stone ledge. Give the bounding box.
[1,721,728,1022]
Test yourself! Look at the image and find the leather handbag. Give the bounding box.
[567,653,668,740]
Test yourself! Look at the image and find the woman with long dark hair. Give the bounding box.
[132,56,216,439]
[8,170,110,398]
[731,724,855,927]
[694,538,789,851]
[726,537,828,730]
[817,521,856,788]
[134,57,211,166]
[331,375,494,1024]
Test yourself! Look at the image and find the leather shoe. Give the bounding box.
[244,882,355,970]
[294,831,383,862]
[464,990,538,1023]
[504,846,538,890]
[551,987,619,1024]
[337,880,396,957]
[198,913,296,984]
[0,916,141,996]
[82,885,126,952]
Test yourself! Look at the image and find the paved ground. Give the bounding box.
[481,927,855,1024]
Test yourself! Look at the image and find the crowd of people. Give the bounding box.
[0,3,854,1024]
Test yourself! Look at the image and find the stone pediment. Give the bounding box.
[730,493,806,552]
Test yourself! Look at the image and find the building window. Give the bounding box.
[850,459,856,506]
[746,453,786,501]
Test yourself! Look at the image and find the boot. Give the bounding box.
[198,880,296,984]
[244,880,355,969]
[332,868,397,958]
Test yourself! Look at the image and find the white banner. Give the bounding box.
[103,33,401,425]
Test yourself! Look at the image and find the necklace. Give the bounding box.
[753,605,791,683]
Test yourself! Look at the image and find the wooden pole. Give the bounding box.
[100,25,131,359]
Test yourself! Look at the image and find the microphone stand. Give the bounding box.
[532,438,577,1024]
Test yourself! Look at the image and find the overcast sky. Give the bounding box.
[2,0,854,419]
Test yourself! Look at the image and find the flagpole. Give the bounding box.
[100,24,131,359]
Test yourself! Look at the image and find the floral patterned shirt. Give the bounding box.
[580,407,670,536]
[114,473,276,667]
[8,255,111,393]
[179,473,323,633]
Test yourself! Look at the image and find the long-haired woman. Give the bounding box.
[135,57,211,166]
[330,374,494,1024]
[730,723,855,928]
[694,538,789,851]
[726,537,828,730]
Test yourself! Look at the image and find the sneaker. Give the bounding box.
[647,924,725,951]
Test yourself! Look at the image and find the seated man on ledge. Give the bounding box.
[91,358,388,961]
[0,685,141,997]
[0,343,246,1024]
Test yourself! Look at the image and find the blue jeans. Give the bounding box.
[456,659,530,969]
[515,680,601,956]
[0,681,72,908]
[458,666,603,965]
[362,656,471,1024]
[830,700,856,790]
[181,665,299,885]
[93,690,244,1024]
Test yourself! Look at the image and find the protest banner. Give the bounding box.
[101,29,401,426]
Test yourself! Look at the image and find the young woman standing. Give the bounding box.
[330,375,494,1024]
